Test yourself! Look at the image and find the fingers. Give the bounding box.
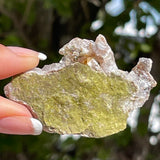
[0,44,46,135]
[0,96,32,119]
[0,116,42,135]
[0,44,47,80]
[0,96,43,135]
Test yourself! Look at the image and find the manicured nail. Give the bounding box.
[30,118,43,135]
[7,46,47,61]
[38,52,47,61]
[0,116,43,135]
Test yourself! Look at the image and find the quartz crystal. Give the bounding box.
[4,35,157,138]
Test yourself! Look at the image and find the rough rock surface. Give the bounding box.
[4,35,157,138]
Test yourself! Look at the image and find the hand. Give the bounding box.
[0,44,47,135]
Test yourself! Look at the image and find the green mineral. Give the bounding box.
[4,35,157,138]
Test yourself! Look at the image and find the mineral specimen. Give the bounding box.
[4,35,157,138]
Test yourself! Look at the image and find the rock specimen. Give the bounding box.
[4,35,157,138]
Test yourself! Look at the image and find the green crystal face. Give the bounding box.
[10,63,136,138]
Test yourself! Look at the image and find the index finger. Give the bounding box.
[0,45,46,79]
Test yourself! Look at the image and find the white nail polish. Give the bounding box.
[30,118,43,135]
[38,52,47,61]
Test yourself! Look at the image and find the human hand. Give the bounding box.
[0,44,47,135]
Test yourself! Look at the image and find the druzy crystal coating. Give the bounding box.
[4,35,157,138]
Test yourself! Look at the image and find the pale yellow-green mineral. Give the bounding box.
[4,35,157,138]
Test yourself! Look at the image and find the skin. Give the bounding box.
[0,44,42,135]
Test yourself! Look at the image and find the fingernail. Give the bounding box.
[7,47,47,61]
[0,116,43,135]
[38,52,47,61]
[30,118,43,135]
